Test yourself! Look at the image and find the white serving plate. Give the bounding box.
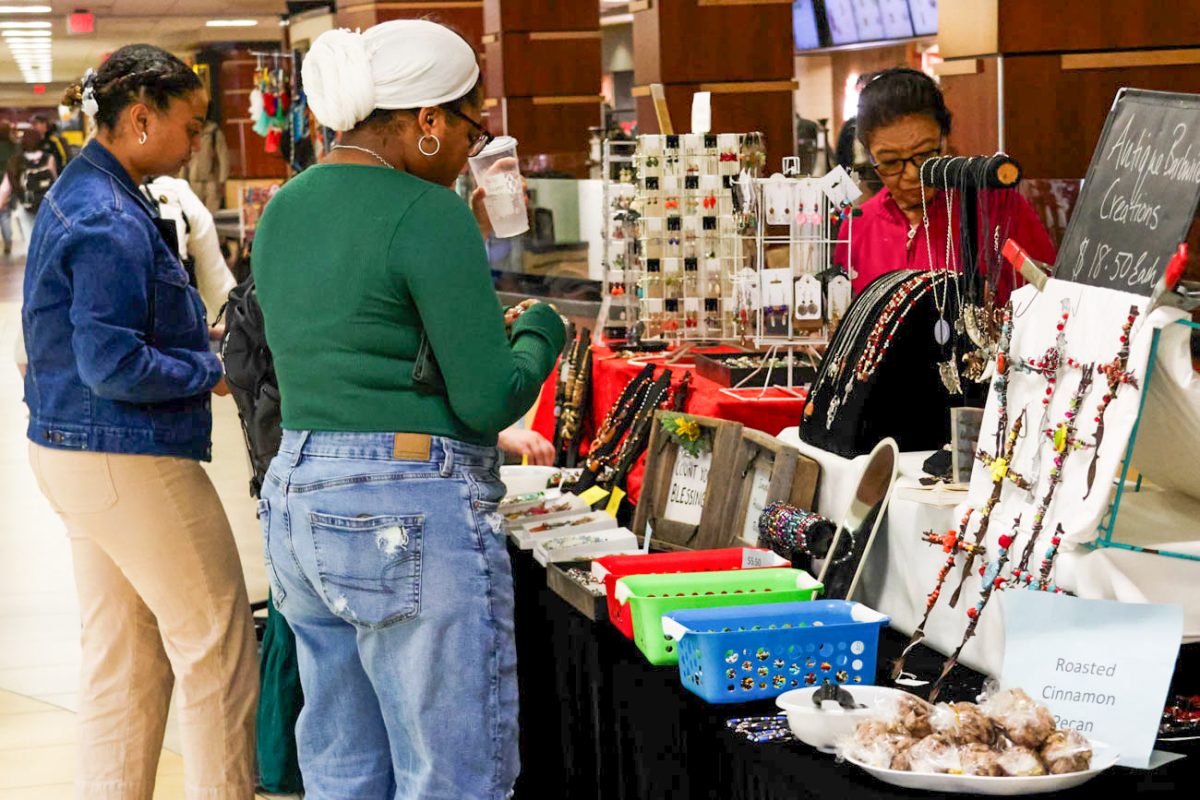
[775,685,911,753]
[845,741,1119,796]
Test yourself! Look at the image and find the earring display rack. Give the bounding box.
[630,132,765,344]
[597,139,640,344]
[718,160,858,401]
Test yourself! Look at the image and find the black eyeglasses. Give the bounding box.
[446,106,494,157]
[871,147,941,177]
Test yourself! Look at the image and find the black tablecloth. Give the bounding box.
[509,547,1197,799]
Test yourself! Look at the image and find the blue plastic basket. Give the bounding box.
[661,601,890,704]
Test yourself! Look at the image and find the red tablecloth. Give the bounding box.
[531,346,808,501]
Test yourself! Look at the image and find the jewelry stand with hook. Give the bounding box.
[719,156,855,402]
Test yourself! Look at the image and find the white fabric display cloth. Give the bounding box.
[779,279,1200,678]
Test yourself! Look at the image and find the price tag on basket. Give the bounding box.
[1000,591,1183,768]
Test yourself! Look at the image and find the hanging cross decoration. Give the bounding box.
[891,508,978,682]
[1012,298,1079,488]
[1010,367,1095,588]
[931,513,1023,701]
[1083,305,1141,500]
[1031,523,1069,594]
[947,409,1032,608]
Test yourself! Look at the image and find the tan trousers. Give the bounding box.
[29,445,259,800]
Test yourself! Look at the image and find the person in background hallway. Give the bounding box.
[181,114,229,213]
[23,44,257,800]
[0,121,15,255]
[32,113,71,174]
[5,130,56,255]
[835,68,1055,299]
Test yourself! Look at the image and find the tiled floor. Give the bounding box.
[0,251,294,798]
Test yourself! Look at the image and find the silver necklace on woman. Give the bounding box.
[332,143,394,170]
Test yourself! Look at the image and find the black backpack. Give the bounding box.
[19,159,54,213]
[221,273,282,497]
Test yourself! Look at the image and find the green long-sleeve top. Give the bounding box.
[251,164,565,446]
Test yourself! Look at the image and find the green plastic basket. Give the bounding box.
[612,568,823,665]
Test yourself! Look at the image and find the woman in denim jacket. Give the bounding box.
[23,45,257,800]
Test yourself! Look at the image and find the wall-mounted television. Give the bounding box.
[908,0,938,36]
[792,0,822,50]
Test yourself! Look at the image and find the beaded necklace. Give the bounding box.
[805,271,902,424]
[851,272,936,384]
[1013,298,1075,488]
[815,270,915,429]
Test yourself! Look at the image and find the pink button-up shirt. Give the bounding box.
[836,187,1057,303]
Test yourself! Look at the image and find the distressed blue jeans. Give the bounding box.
[259,431,518,800]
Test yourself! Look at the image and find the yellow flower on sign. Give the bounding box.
[990,457,1009,483]
[675,418,701,442]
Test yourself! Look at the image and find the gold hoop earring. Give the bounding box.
[418,134,441,157]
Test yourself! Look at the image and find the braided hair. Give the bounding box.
[62,44,202,131]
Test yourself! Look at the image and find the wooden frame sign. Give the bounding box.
[728,428,800,548]
[633,412,743,550]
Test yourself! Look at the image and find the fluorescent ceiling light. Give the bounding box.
[206,19,258,27]
[9,41,50,47]
[3,29,50,36]
[0,5,51,12]
[0,20,50,28]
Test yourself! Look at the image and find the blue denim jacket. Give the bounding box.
[22,140,222,461]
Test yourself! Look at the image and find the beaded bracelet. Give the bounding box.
[757,502,835,560]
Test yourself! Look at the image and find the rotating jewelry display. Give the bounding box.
[632,132,764,344]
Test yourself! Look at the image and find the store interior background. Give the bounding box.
[2,1,1200,798]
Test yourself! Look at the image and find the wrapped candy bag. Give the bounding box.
[1040,729,1093,774]
[980,688,1056,748]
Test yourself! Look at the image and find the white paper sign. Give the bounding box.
[1001,591,1183,768]
[740,463,775,545]
[663,449,712,527]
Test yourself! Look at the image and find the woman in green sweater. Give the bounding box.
[252,20,564,800]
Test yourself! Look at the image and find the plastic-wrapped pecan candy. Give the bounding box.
[930,702,997,745]
[997,744,1047,777]
[1040,729,1093,775]
[982,688,1056,748]
[958,742,1004,776]
[906,735,963,775]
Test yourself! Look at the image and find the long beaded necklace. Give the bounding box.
[1082,305,1141,499]
[851,272,936,383]
[602,371,673,484]
[807,270,905,412]
[817,271,914,429]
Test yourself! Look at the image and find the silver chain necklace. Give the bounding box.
[332,143,394,170]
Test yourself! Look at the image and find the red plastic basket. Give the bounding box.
[592,547,789,638]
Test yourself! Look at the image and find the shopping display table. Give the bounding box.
[509,547,1196,800]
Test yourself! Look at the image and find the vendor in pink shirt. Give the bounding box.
[836,68,1056,299]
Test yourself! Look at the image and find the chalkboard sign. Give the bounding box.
[1054,89,1200,295]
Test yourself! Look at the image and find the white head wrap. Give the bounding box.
[302,19,480,132]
